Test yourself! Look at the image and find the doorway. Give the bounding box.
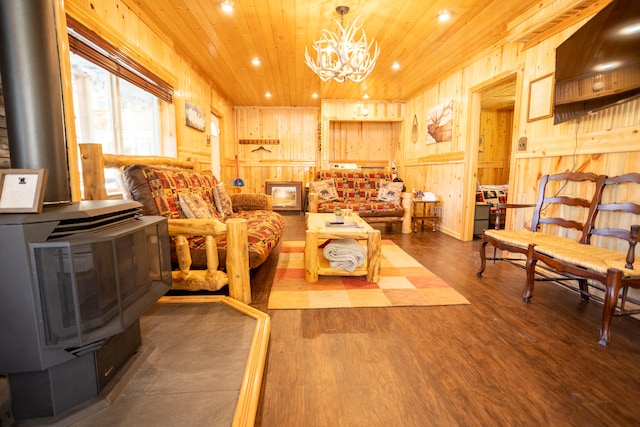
[468,73,517,239]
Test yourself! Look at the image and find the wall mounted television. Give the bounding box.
[554,0,640,124]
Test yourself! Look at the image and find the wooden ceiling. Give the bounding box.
[121,0,591,107]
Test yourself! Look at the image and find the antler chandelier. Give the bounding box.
[304,6,380,83]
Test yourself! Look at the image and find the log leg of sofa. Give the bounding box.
[226,218,251,304]
[599,268,623,347]
[401,192,412,234]
[522,244,537,303]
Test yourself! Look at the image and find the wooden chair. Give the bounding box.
[526,173,640,344]
[477,171,604,299]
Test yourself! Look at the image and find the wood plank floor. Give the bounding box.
[249,213,640,427]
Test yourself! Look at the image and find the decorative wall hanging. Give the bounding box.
[426,99,454,144]
[185,101,205,131]
[411,115,419,143]
[527,73,554,122]
[238,139,280,145]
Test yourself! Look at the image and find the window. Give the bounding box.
[70,52,161,156]
[67,16,175,196]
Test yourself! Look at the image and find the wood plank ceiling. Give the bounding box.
[121,0,600,107]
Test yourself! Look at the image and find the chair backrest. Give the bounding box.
[584,173,640,252]
[529,171,604,243]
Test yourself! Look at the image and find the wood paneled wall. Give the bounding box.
[402,6,640,241]
[328,121,400,168]
[230,107,318,193]
[62,0,234,199]
[320,100,405,170]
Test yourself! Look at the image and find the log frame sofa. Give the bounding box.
[478,171,640,346]
[307,169,413,233]
[79,143,284,304]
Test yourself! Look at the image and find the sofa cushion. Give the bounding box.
[175,209,285,270]
[123,164,222,220]
[310,179,339,202]
[213,182,233,217]
[377,180,403,203]
[179,193,216,219]
[231,193,272,211]
[315,169,395,202]
[315,200,404,217]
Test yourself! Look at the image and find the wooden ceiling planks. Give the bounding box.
[116,0,603,107]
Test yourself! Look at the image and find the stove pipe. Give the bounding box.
[0,0,71,204]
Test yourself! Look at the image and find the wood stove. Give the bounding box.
[0,200,171,419]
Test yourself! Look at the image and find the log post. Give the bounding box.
[401,192,413,234]
[175,234,192,272]
[79,143,107,200]
[226,218,251,304]
[308,192,319,213]
[205,235,220,272]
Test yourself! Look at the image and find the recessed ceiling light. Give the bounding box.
[312,93,318,98]
[363,94,369,99]
[265,91,272,98]
[252,57,261,66]
[392,61,400,70]
[220,0,234,14]
[438,10,451,22]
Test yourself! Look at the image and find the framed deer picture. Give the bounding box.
[426,99,453,144]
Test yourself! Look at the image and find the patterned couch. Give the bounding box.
[120,164,285,302]
[307,169,412,233]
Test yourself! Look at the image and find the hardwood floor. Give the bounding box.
[250,213,640,427]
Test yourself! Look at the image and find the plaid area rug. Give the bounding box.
[268,240,470,309]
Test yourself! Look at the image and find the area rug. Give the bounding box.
[268,240,470,309]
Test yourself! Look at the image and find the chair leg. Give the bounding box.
[599,269,623,347]
[522,244,537,303]
[477,239,489,277]
[578,279,590,301]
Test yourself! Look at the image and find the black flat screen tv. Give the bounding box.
[554,0,640,124]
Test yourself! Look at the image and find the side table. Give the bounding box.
[412,199,441,232]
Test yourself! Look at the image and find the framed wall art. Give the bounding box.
[527,73,554,122]
[185,101,206,131]
[266,181,302,211]
[0,169,48,213]
[426,99,454,144]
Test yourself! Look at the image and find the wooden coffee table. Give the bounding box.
[304,212,381,283]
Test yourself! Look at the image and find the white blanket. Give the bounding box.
[322,238,366,272]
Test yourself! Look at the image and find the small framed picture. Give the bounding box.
[266,181,302,211]
[527,73,554,122]
[0,169,48,213]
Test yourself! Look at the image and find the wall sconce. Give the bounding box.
[359,104,369,116]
